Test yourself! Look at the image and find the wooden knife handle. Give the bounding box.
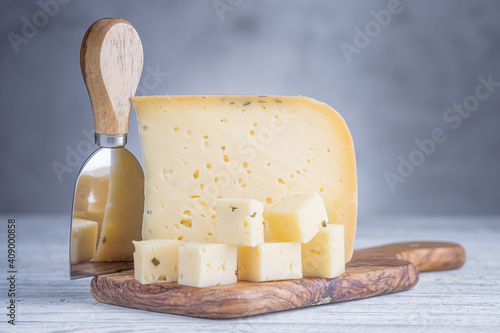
[353,241,466,272]
[80,18,143,136]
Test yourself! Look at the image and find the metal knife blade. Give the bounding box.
[70,18,144,279]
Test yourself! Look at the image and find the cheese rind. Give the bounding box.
[94,148,144,261]
[133,239,182,284]
[71,218,98,264]
[216,198,264,247]
[268,192,328,243]
[302,224,345,278]
[178,242,237,288]
[237,242,302,282]
[132,95,357,262]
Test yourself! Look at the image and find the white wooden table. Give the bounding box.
[1,215,499,332]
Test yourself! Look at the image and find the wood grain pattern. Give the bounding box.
[71,261,134,279]
[80,18,143,135]
[90,241,465,319]
[353,241,466,272]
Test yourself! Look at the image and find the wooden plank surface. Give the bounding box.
[1,214,499,332]
[90,242,464,318]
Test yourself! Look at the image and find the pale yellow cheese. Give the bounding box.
[178,242,237,288]
[302,224,345,278]
[88,170,109,211]
[268,192,328,243]
[94,149,144,261]
[216,198,264,247]
[73,207,105,244]
[132,95,357,262]
[71,218,98,264]
[237,242,302,282]
[133,239,182,284]
[73,168,109,240]
[74,174,92,212]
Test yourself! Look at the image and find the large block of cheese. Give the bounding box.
[302,224,345,278]
[71,218,98,264]
[94,149,144,261]
[133,239,182,284]
[216,198,264,247]
[268,192,328,243]
[238,242,302,282]
[132,95,357,262]
[178,242,237,288]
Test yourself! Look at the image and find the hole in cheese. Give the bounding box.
[180,219,192,228]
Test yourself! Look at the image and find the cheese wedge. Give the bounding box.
[94,149,144,261]
[132,95,357,262]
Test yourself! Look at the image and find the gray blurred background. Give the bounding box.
[1,0,499,216]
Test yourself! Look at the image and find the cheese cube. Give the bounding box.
[178,243,237,288]
[302,224,345,278]
[73,207,105,243]
[71,219,98,264]
[133,239,183,284]
[268,192,328,243]
[132,95,358,263]
[216,198,264,247]
[238,242,302,282]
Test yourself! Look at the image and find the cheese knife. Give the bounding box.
[70,18,144,279]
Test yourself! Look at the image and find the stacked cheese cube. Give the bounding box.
[133,192,345,287]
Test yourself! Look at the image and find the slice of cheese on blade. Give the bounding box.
[132,95,357,262]
[94,148,144,261]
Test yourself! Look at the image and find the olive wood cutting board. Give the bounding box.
[90,241,465,319]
